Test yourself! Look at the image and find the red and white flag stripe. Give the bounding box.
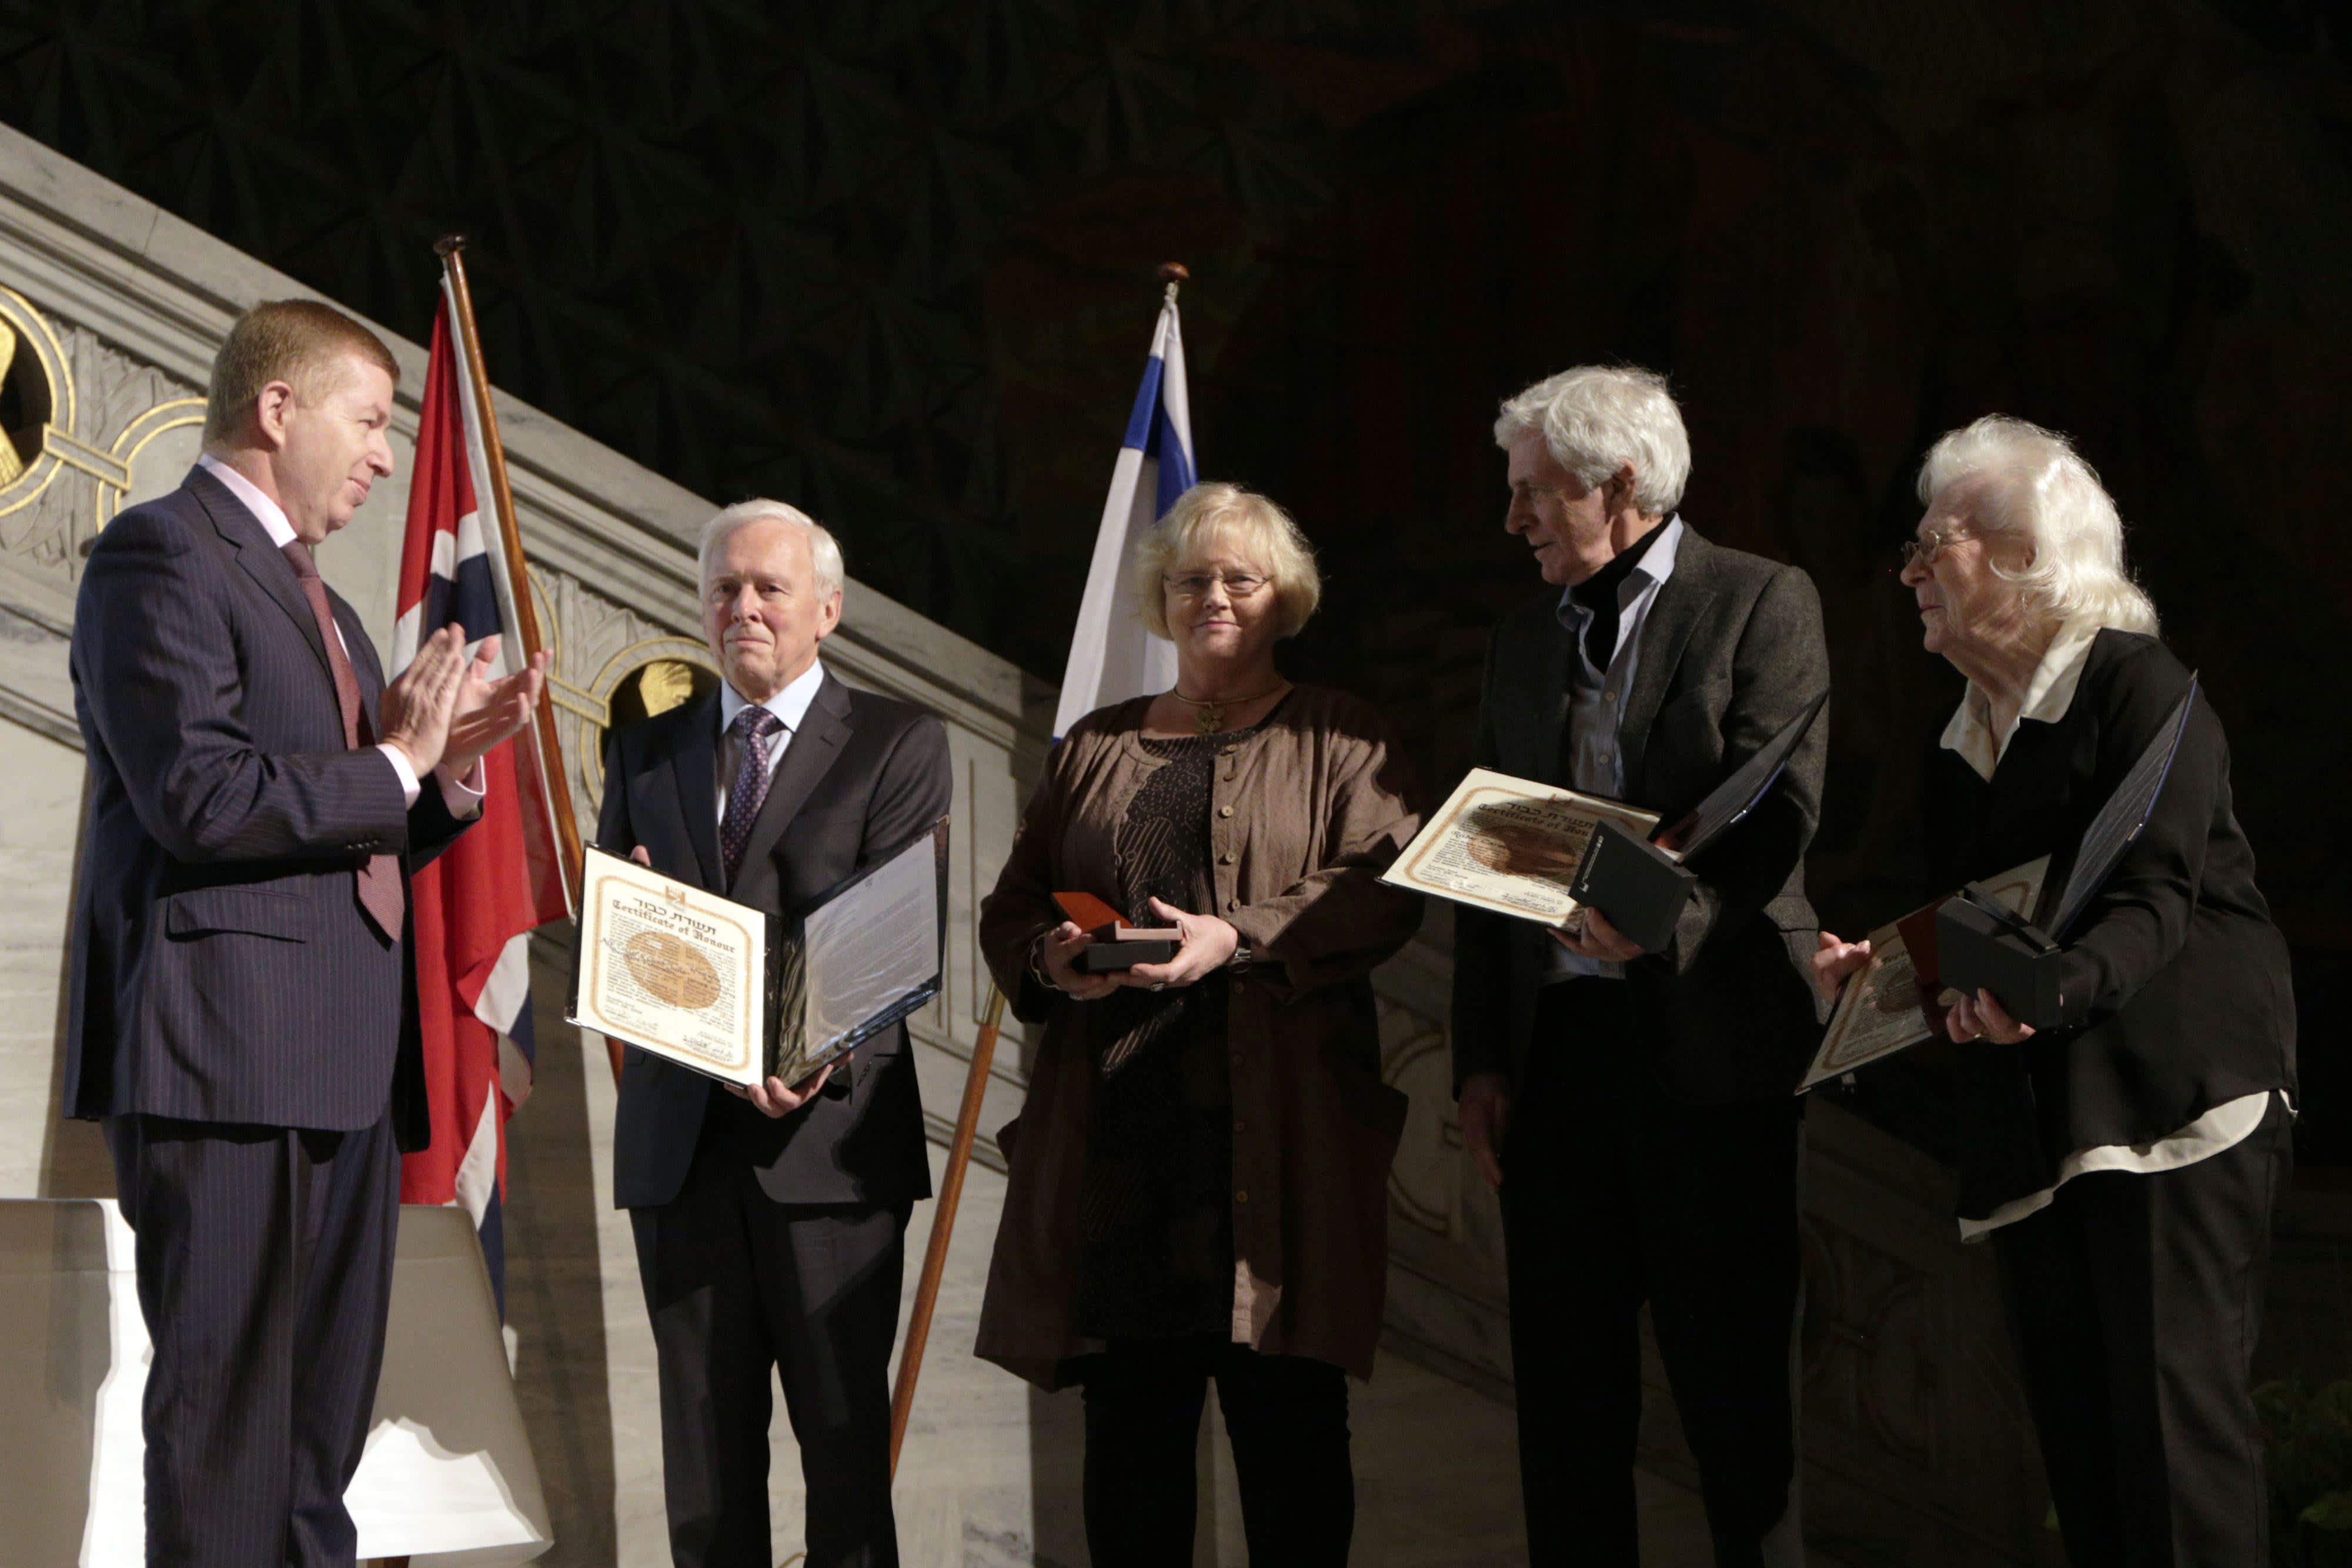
[393,283,572,1305]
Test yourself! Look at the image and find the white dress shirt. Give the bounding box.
[1546,516,1686,981]
[197,452,484,815]
[715,658,827,827]
[1939,616,2277,1241]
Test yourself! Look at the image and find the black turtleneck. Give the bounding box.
[1566,519,1668,671]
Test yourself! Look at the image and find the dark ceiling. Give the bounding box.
[2,0,1495,662]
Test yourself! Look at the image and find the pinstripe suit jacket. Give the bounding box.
[65,465,470,1148]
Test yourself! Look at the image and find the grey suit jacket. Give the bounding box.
[66,466,472,1147]
[598,673,951,1210]
[1451,526,1830,1104]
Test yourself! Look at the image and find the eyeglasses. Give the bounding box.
[1164,570,1271,599]
[1897,523,1973,571]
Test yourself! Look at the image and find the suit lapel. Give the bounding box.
[186,465,336,687]
[663,691,724,891]
[727,673,852,901]
[1619,565,1716,798]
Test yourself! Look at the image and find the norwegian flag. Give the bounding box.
[393,286,573,1310]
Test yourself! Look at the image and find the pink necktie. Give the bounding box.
[282,541,405,939]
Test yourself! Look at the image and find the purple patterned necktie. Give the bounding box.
[720,704,786,887]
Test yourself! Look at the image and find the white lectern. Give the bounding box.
[0,1198,553,1565]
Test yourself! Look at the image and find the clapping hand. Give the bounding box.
[379,625,470,774]
[443,633,550,775]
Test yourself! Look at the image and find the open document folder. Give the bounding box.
[569,819,948,1087]
[1799,855,2050,1092]
[1382,693,1825,951]
[1934,678,2199,1031]
[1379,770,1659,932]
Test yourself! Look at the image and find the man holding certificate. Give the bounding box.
[596,499,950,1568]
[1451,366,1829,1566]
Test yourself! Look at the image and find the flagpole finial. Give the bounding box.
[1158,261,1188,304]
[434,234,469,259]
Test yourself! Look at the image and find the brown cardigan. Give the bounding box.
[974,684,1425,1386]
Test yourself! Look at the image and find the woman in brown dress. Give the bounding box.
[976,482,1424,1567]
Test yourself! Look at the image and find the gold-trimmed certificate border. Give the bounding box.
[1381,767,1661,928]
[1799,855,2050,1092]
[576,851,765,1081]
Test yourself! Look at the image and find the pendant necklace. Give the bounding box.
[1170,680,1289,735]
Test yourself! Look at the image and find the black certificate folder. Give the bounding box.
[1568,693,1826,952]
[1936,680,2197,1030]
[1653,690,1830,860]
[1570,817,1694,953]
[568,818,950,1089]
[772,817,952,1080]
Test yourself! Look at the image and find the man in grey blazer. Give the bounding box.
[596,499,949,1568]
[1452,366,1829,1567]
[67,299,546,1566]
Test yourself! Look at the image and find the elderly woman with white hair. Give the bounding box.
[1815,416,2294,1566]
[975,482,1423,1567]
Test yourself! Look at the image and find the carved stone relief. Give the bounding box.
[528,563,715,851]
[1380,997,1456,1239]
[1801,1215,1937,1465]
[0,288,205,751]
[0,287,204,600]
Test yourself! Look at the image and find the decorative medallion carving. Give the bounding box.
[1800,1215,1937,1466]
[529,564,716,850]
[0,287,204,593]
[1380,998,1458,1238]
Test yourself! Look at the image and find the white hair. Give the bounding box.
[697,498,845,599]
[1493,365,1692,517]
[1916,416,2159,636]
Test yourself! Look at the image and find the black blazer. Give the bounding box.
[66,466,472,1148]
[1451,526,1831,1104]
[1927,629,2295,1221]
[598,673,951,1210]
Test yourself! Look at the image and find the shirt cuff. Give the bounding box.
[436,758,488,819]
[377,743,422,808]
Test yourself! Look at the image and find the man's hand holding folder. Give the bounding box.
[617,845,848,1116]
[1562,691,1829,957]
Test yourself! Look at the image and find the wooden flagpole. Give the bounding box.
[433,236,599,1069]
[891,262,1193,1471]
[434,235,583,901]
[889,984,1005,1475]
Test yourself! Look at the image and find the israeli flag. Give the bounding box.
[1054,293,1195,740]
